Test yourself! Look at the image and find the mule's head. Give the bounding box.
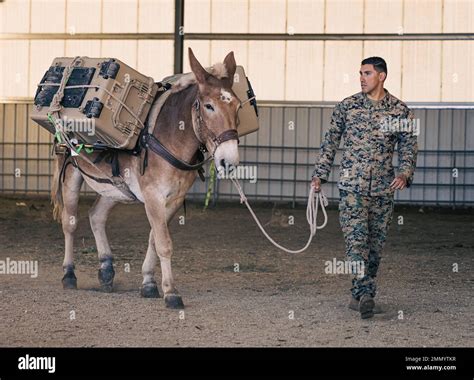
[188,48,240,171]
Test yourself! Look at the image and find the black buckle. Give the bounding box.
[141,132,150,147]
[199,144,208,154]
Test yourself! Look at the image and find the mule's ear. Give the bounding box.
[223,51,236,86]
[189,48,209,84]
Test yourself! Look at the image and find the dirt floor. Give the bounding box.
[0,196,472,347]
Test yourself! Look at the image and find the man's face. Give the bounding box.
[359,64,385,93]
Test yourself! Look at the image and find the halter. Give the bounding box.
[192,98,240,156]
[141,90,241,181]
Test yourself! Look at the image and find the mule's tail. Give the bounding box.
[51,154,64,223]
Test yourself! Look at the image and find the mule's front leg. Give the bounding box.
[140,230,161,298]
[159,253,184,309]
[144,199,184,309]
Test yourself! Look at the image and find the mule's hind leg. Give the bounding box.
[140,230,161,298]
[89,196,117,292]
[61,167,84,289]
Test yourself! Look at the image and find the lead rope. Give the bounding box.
[230,177,328,254]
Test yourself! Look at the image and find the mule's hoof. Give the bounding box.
[100,284,114,293]
[62,272,77,290]
[140,283,161,298]
[165,295,184,309]
[98,266,115,292]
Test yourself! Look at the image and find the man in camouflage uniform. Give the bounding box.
[312,57,418,319]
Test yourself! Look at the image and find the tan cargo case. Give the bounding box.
[31,57,158,150]
[233,66,259,137]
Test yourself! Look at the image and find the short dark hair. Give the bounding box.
[361,56,387,75]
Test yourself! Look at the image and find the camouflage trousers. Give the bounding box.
[339,189,394,300]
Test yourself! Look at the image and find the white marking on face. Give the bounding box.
[220,89,233,104]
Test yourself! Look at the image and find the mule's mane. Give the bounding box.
[170,62,229,94]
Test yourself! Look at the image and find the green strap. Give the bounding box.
[203,161,216,210]
[48,113,63,143]
[76,144,84,154]
[47,113,55,125]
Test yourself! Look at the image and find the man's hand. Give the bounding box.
[311,177,321,192]
[390,174,407,190]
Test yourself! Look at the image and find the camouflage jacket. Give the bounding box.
[313,90,418,196]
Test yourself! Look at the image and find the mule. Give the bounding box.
[51,48,240,308]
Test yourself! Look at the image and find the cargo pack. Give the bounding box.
[31,57,258,152]
[31,56,158,150]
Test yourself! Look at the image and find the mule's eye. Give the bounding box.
[204,104,214,112]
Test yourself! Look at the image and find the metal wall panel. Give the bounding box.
[401,41,442,102]
[403,0,442,33]
[66,0,102,34]
[285,41,324,101]
[184,0,211,33]
[287,0,324,34]
[0,0,30,33]
[31,0,66,33]
[442,42,474,102]
[65,40,101,57]
[443,0,474,32]
[137,40,174,81]
[102,0,137,33]
[211,0,248,33]
[1,104,15,191]
[364,0,403,34]
[0,41,29,97]
[1,102,473,206]
[248,0,286,33]
[465,111,474,203]
[138,0,174,33]
[1,0,473,101]
[248,41,286,100]
[325,0,364,33]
